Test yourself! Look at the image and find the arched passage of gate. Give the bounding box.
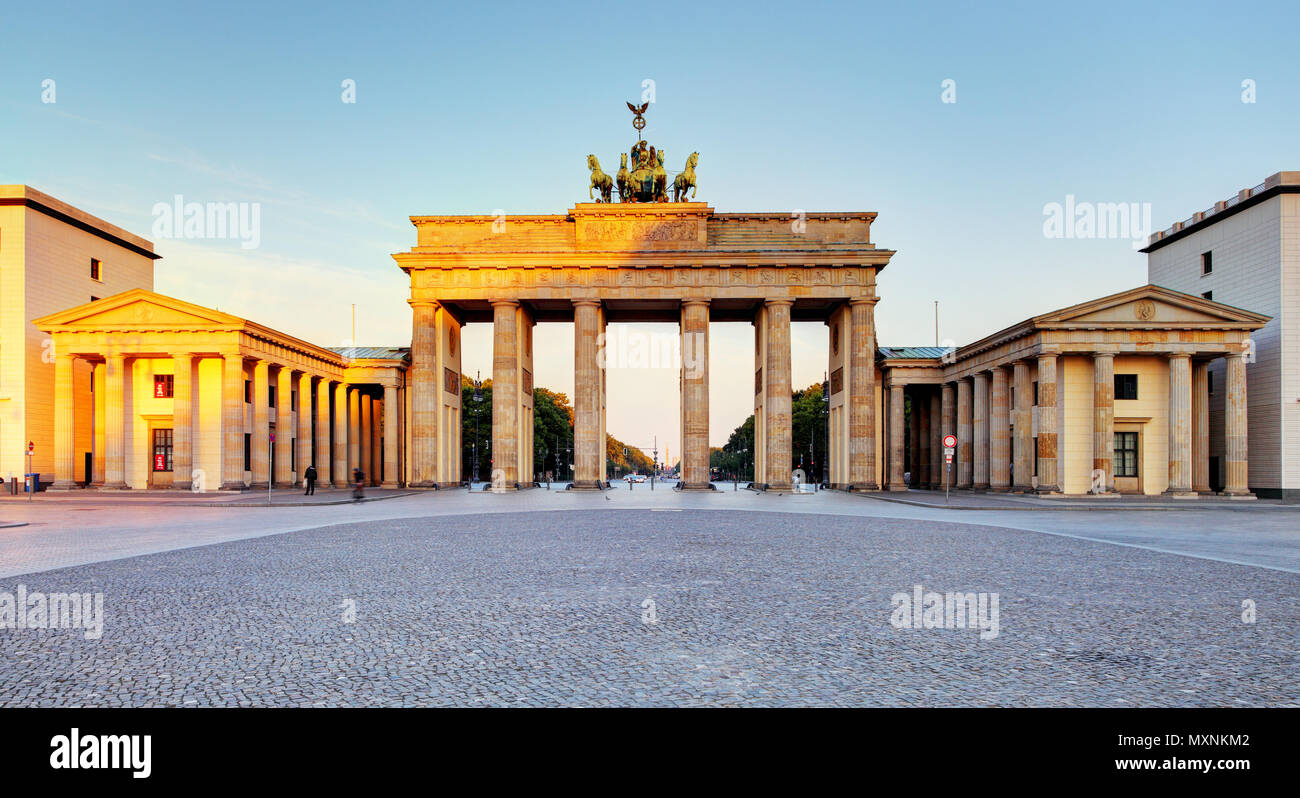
[393,202,896,490]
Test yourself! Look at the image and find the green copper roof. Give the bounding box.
[877,346,950,359]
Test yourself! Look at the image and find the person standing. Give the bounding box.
[304,464,318,496]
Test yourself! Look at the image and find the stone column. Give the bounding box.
[92,361,105,485]
[928,392,942,488]
[1092,353,1115,493]
[990,366,1010,491]
[408,299,438,487]
[274,367,294,487]
[972,371,990,490]
[1223,352,1250,496]
[250,360,270,489]
[1166,353,1194,496]
[1035,353,1059,493]
[680,299,711,490]
[848,298,877,489]
[171,353,194,490]
[1012,360,1032,492]
[359,394,372,484]
[940,382,955,489]
[102,353,128,490]
[887,384,907,490]
[51,352,78,490]
[348,387,361,478]
[333,382,349,488]
[916,389,930,488]
[220,353,245,490]
[382,383,400,488]
[371,397,382,486]
[297,372,313,486]
[492,299,520,488]
[956,378,973,489]
[1192,361,1210,494]
[314,379,330,480]
[763,299,793,488]
[907,388,921,487]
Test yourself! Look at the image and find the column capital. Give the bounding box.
[681,298,710,309]
[490,298,521,309]
[408,298,440,309]
[1167,351,1192,361]
[847,297,879,307]
[1224,350,1244,362]
[572,298,602,309]
[763,298,794,308]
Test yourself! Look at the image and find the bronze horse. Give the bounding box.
[587,154,613,202]
[673,152,699,202]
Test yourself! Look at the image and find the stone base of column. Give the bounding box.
[171,481,192,491]
[98,482,130,490]
[1034,484,1060,495]
[47,481,80,491]
[1220,490,1257,500]
[381,481,400,489]
[332,481,351,489]
[273,480,294,489]
[886,481,908,491]
[567,480,605,490]
[989,485,1011,493]
[971,482,990,492]
[407,480,438,488]
[219,481,246,491]
[678,482,716,491]
[844,482,880,491]
[251,481,270,490]
[1162,489,1199,499]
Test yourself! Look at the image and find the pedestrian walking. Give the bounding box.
[304,464,318,495]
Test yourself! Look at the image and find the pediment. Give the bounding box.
[34,289,244,330]
[1036,286,1269,328]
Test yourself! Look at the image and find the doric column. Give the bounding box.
[1012,360,1032,492]
[348,387,361,477]
[220,353,245,490]
[296,371,313,486]
[848,298,877,489]
[940,382,955,490]
[382,383,400,488]
[171,353,194,490]
[1092,353,1114,493]
[333,382,349,488]
[972,371,990,490]
[371,397,382,486]
[572,299,602,488]
[907,388,921,487]
[314,378,330,481]
[1223,352,1250,496]
[492,299,520,488]
[916,389,930,488]
[680,299,712,490]
[408,299,439,487]
[101,353,128,489]
[887,384,907,490]
[928,391,942,488]
[51,352,78,490]
[274,366,294,487]
[359,394,372,484]
[1166,353,1194,496]
[956,378,973,489]
[989,365,1010,491]
[1192,361,1210,494]
[250,360,270,489]
[1035,353,1059,493]
[92,361,105,485]
[764,299,793,487]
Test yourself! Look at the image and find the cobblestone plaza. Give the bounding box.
[1,490,1296,707]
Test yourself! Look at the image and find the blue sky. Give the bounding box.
[3,0,1296,448]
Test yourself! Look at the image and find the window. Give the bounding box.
[90,258,101,280]
[1202,290,1213,301]
[152,428,173,472]
[269,385,277,409]
[1115,432,1138,478]
[1201,251,1212,275]
[244,380,251,403]
[1032,381,1039,405]
[1115,374,1138,401]
[244,434,252,470]
[1208,372,1214,395]
[153,374,174,398]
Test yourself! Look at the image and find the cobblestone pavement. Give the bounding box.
[1,509,1296,707]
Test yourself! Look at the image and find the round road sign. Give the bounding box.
[942,434,957,449]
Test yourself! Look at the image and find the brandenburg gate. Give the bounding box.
[394,202,896,490]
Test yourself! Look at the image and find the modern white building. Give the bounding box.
[1143,171,1299,500]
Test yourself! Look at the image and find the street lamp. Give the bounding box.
[821,372,830,488]
[471,370,483,485]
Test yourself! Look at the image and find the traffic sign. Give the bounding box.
[26,441,34,455]
[943,434,957,449]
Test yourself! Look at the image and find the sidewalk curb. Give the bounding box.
[855,492,1292,512]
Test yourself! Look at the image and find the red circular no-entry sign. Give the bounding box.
[943,434,957,449]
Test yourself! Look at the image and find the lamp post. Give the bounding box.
[471,370,483,486]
